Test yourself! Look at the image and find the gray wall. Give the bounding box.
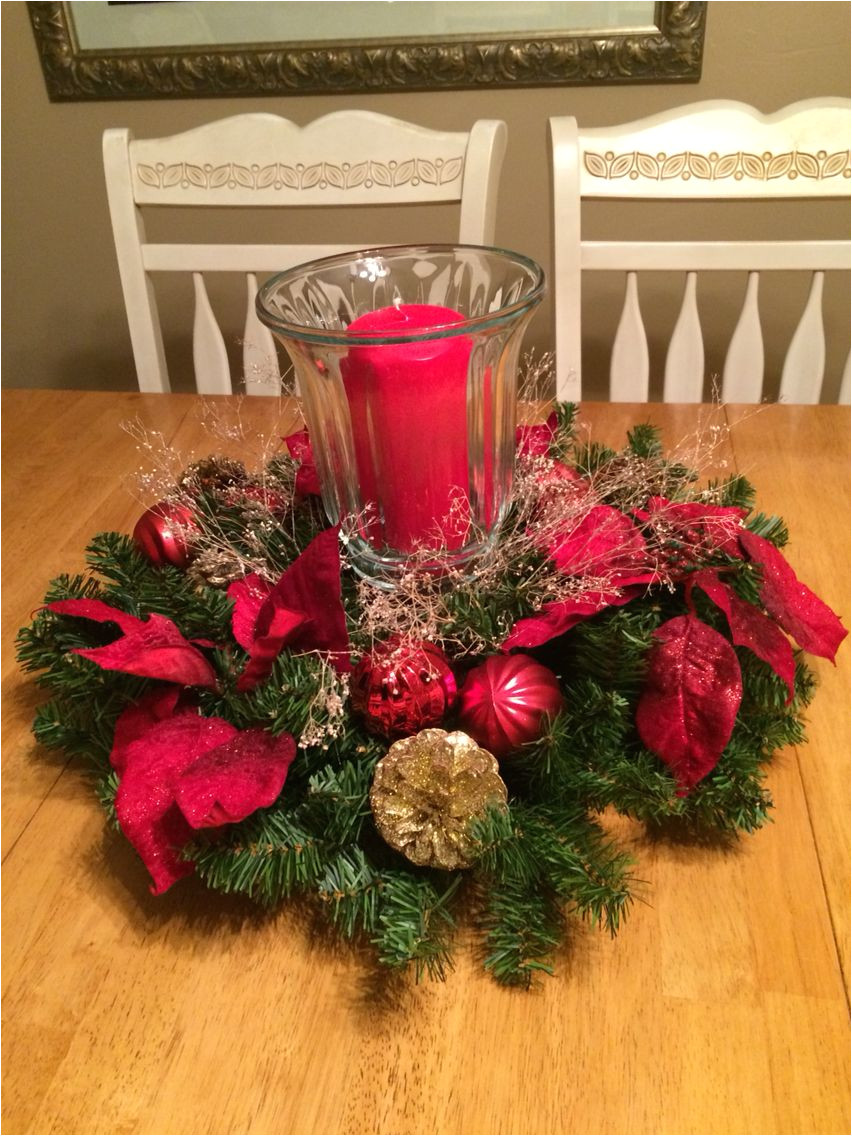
[2,2,850,399]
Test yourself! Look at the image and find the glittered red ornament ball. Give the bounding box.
[351,637,458,738]
[133,502,198,569]
[457,654,564,759]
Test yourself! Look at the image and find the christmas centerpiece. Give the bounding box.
[16,246,847,986]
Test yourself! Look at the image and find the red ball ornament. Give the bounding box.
[351,637,458,738]
[457,654,564,759]
[133,502,198,569]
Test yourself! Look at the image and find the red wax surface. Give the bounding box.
[343,304,472,552]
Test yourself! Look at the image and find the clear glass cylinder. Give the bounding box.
[256,244,544,585]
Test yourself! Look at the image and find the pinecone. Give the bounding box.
[186,547,247,588]
[596,453,684,510]
[179,456,249,495]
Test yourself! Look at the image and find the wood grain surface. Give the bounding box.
[2,390,849,1136]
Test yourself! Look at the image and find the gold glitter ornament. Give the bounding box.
[369,728,508,870]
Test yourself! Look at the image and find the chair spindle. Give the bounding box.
[610,272,649,402]
[779,272,826,405]
[664,272,704,403]
[243,273,280,396]
[192,273,231,395]
[722,272,764,403]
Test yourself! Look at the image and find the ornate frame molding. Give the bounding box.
[28,1,706,102]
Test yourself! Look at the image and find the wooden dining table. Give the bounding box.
[2,388,849,1136]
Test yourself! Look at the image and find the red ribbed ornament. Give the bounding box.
[457,654,563,758]
[133,502,198,569]
[351,637,457,738]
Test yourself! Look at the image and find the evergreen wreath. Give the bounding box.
[16,399,846,986]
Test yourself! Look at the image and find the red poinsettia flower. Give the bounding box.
[636,613,743,794]
[109,690,296,894]
[548,504,658,588]
[284,428,322,498]
[635,497,747,571]
[503,491,656,650]
[228,526,351,691]
[503,587,641,651]
[686,568,796,703]
[47,598,217,688]
[516,412,559,457]
[739,529,847,662]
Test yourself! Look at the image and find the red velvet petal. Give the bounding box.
[687,569,796,703]
[636,614,743,793]
[266,527,347,654]
[549,505,656,585]
[175,728,297,828]
[516,412,558,457]
[47,597,145,635]
[233,528,349,690]
[502,588,640,650]
[110,686,189,774]
[74,612,218,688]
[235,603,307,693]
[739,530,848,662]
[228,574,273,651]
[284,428,323,496]
[115,714,238,894]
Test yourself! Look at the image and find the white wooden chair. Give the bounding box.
[549,100,851,403]
[103,111,507,394]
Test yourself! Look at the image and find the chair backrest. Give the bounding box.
[103,111,507,394]
[550,99,851,403]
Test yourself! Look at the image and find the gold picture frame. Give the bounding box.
[28,1,706,102]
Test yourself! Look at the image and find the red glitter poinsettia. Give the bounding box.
[686,568,796,703]
[284,428,322,498]
[515,412,559,457]
[636,613,743,794]
[503,505,654,650]
[739,529,847,662]
[635,497,747,574]
[548,505,657,587]
[47,598,217,688]
[636,529,847,791]
[109,691,296,894]
[503,588,641,651]
[228,526,351,691]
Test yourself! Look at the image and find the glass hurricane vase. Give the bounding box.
[256,244,544,586]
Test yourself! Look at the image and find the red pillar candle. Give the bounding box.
[343,304,473,553]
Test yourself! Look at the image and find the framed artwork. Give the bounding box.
[28,1,706,101]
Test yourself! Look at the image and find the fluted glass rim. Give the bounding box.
[255,243,545,346]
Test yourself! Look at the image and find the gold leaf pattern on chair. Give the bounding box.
[767,152,794,179]
[823,150,851,177]
[394,159,416,186]
[134,155,467,192]
[584,148,852,182]
[346,162,368,188]
[661,152,688,179]
[417,159,438,185]
[794,152,821,179]
[440,156,464,183]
